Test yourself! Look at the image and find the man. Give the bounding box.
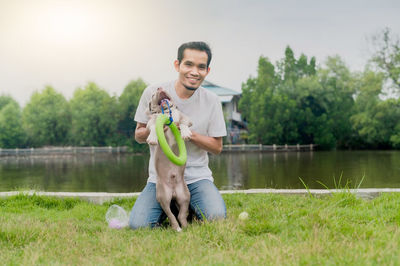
[129,41,227,229]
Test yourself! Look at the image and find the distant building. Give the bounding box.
[202,80,247,144]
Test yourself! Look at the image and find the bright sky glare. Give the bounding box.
[0,0,399,105]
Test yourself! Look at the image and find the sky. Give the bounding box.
[1,0,399,106]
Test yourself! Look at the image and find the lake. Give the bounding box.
[0,150,399,192]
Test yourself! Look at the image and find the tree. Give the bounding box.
[239,48,356,149]
[376,99,400,148]
[69,82,119,146]
[22,87,70,147]
[283,46,297,83]
[240,53,314,145]
[351,69,400,148]
[276,48,334,147]
[0,97,25,148]
[370,28,400,94]
[239,56,296,144]
[118,78,147,150]
[0,95,16,110]
[292,76,336,148]
[350,70,383,147]
[277,46,317,85]
[317,56,356,148]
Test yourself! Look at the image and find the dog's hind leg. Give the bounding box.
[160,202,181,231]
[175,185,190,228]
[156,185,181,232]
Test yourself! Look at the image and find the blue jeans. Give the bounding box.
[129,179,226,229]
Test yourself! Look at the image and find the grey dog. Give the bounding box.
[146,87,192,232]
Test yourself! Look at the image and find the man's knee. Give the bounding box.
[205,205,226,221]
[129,216,146,230]
[194,202,226,221]
[128,183,161,230]
[129,214,158,230]
[189,179,227,221]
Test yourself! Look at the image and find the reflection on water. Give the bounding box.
[0,154,149,192]
[211,151,400,190]
[1,150,400,192]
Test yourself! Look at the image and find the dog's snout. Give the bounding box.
[158,90,171,105]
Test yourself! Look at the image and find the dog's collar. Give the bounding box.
[161,99,173,126]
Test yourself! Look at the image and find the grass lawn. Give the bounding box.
[1,192,400,265]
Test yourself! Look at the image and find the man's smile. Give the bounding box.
[187,77,200,82]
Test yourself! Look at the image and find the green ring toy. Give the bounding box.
[156,114,187,166]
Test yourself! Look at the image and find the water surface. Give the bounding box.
[0,151,399,192]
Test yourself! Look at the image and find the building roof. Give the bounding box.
[219,95,234,103]
[202,80,241,96]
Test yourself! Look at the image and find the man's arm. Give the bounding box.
[190,131,223,155]
[135,122,149,144]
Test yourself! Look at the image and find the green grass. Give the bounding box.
[1,193,400,265]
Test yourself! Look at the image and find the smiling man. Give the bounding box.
[129,42,227,229]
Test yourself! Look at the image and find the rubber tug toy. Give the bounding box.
[155,99,187,166]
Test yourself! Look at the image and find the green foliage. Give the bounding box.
[0,95,16,110]
[0,79,150,149]
[117,78,148,151]
[240,47,354,148]
[317,56,355,148]
[370,27,400,92]
[69,82,119,146]
[240,56,294,144]
[278,46,317,83]
[351,70,400,148]
[22,87,70,147]
[0,96,25,148]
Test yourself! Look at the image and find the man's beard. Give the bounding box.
[183,84,198,91]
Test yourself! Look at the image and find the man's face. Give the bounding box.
[174,49,210,91]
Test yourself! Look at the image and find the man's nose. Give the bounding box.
[189,67,200,76]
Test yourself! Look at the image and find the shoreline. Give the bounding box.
[1,188,400,204]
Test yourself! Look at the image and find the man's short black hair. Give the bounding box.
[177,41,212,67]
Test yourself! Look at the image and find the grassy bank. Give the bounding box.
[1,192,400,265]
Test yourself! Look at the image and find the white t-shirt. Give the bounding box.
[134,80,227,184]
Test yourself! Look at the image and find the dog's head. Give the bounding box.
[148,87,174,114]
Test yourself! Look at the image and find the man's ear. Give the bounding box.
[174,60,180,72]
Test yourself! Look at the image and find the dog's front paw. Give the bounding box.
[146,133,158,145]
[180,125,192,141]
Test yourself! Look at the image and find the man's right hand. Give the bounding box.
[135,122,150,144]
